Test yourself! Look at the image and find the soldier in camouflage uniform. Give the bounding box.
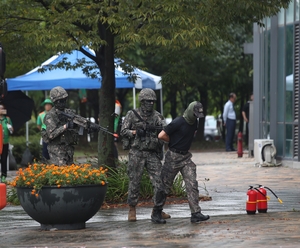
[151,101,210,224]
[121,88,169,223]
[43,86,78,166]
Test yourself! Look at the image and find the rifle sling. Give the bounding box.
[132,109,145,123]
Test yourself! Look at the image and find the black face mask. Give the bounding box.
[54,98,67,110]
[141,100,154,116]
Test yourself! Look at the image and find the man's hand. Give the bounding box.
[64,121,74,130]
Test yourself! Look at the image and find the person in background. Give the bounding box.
[242,93,254,149]
[37,99,53,162]
[0,104,13,183]
[151,101,210,224]
[113,100,122,159]
[223,93,237,152]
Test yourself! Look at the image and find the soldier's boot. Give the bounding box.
[191,212,210,223]
[151,210,171,219]
[151,208,166,224]
[161,211,171,219]
[128,206,136,222]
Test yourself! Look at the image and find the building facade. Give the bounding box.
[253,0,300,163]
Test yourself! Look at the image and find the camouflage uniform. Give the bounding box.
[120,89,165,208]
[155,151,201,213]
[43,86,78,165]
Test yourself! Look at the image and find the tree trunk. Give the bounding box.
[97,28,116,168]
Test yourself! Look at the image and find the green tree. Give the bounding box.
[0,0,291,167]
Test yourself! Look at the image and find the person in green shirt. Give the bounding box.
[114,100,122,159]
[37,99,53,161]
[0,104,13,183]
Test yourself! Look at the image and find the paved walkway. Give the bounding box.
[1,151,300,247]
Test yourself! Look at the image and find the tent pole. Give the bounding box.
[160,88,163,116]
[26,91,29,147]
[133,88,136,109]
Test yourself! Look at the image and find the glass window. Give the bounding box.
[296,0,300,21]
[286,24,294,122]
[277,22,285,122]
[278,8,285,26]
[286,0,295,24]
[260,18,272,139]
[277,124,284,156]
[285,124,293,157]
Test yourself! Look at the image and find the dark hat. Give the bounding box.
[193,102,204,118]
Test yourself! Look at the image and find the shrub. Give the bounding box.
[13,121,40,137]
[10,134,41,165]
[105,159,186,203]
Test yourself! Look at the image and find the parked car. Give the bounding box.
[204,115,221,141]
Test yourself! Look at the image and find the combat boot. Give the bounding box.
[191,212,210,223]
[151,209,166,224]
[128,206,136,222]
[161,211,171,219]
[152,210,171,219]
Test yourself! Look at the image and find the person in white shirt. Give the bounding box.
[223,93,237,152]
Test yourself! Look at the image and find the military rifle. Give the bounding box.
[135,122,164,139]
[58,109,118,137]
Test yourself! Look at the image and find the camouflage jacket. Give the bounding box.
[120,108,165,152]
[43,107,78,146]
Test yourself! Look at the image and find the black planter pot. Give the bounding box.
[17,184,107,230]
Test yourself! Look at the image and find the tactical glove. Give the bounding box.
[136,129,146,137]
[65,120,74,129]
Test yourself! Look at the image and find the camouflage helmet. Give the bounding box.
[50,86,68,102]
[138,88,157,102]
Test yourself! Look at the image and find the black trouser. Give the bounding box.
[1,143,8,177]
[225,118,236,151]
[245,122,249,148]
[42,141,50,160]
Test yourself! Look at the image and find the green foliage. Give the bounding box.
[10,134,41,165]
[6,187,20,205]
[170,174,187,197]
[14,121,40,137]
[105,160,186,203]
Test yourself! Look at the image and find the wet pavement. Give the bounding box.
[1,151,300,247]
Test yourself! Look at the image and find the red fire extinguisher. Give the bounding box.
[256,185,283,213]
[246,186,257,214]
[256,186,268,213]
[0,183,6,210]
[237,131,243,158]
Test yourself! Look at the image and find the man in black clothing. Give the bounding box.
[151,101,210,224]
[242,93,253,148]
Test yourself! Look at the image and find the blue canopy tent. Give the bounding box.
[6,48,163,114]
[6,49,135,90]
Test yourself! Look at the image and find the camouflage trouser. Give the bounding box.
[154,150,201,214]
[47,143,75,166]
[127,149,162,207]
